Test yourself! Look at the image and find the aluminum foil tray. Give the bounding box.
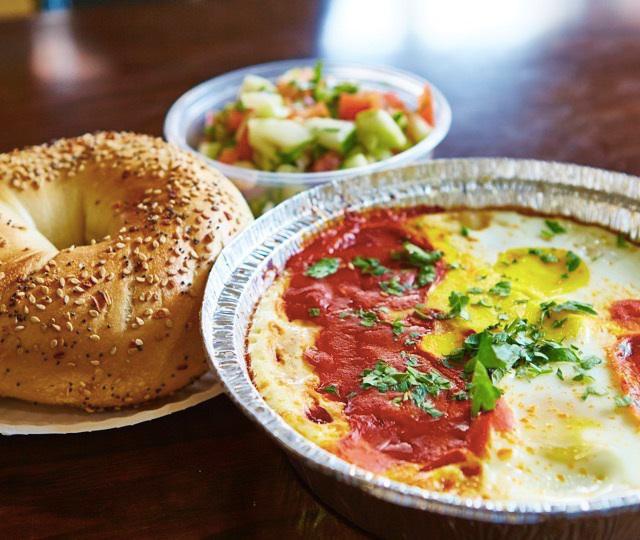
[201,159,640,539]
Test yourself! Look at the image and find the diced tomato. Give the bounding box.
[217,147,239,164]
[417,85,435,126]
[226,109,245,132]
[338,92,384,120]
[311,151,341,172]
[235,121,253,161]
[292,101,330,120]
[383,92,407,112]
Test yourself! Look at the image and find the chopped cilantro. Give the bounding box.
[352,256,388,276]
[467,287,483,294]
[556,368,564,380]
[305,257,340,278]
[360,359,451,417]
[338,310,351,319]
[460,225,470,237]
[541,219,567,239]
[380,276,406,296]
[308,307,321,317]
[473,299,492,308]
[489,280,511,297]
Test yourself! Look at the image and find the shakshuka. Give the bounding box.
[247,208,640,501]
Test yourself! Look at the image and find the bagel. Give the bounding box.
[0,132,252,410]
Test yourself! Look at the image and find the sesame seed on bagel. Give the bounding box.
[0,132,252,410]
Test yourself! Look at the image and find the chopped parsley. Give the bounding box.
[447,317,602,416]
[391,319,405,336]
[541,219,567,239]
[379,276,406,296]
[323,384,338,395]
[528,248,559,263]
[616,233,629,249]
[447,291,470,320]
[352,256,388,276]
[361,359,451,417]
[308,307,321,317]
[488,280,511,297]
[357,309,378,328]
[394,241,442,287]
[581,386,606,401]
[565,251,581,272]
[615,394,633,407]
[305,257,340,278]
[539,300,597,322]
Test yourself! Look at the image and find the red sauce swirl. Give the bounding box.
[282,208,507,472]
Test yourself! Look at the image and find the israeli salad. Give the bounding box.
[198,62,436,173]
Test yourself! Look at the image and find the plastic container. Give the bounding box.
[164,59,452,214]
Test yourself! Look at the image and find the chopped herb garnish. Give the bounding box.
[447,291,470,320]
[305,257,340,278]
[338,310,351,319]
[529,248,560,263]
[616,233,629,249]
[394,241,442,287]
[581,386,606,401]
[460,225,470,237]
[446,317,602,416]
[360,359,451,417]
[323,384,338,395]
[615,394,633,407]
[380,276,406,296]
[489,280,511,297]
[473,299,492,308]
[539,300,597,323]
[352,256,388,276]
[566,251,581,272]
[357,309,378,327]
[469,359,502,416]
[308,307,321,317]
[556,368,564,380]
[467,287,483,294]
[391,319,405,336]
[452,390,469,401]
[552,318,567,328]
[541,219,567,239]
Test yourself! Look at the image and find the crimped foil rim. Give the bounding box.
[201,158,640,523]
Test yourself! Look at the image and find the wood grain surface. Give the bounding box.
[1,0,640,537]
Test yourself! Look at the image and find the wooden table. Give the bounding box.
[1,1,640,537]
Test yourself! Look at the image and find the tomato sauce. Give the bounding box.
[283,208,506,471]
[609,300,640,414]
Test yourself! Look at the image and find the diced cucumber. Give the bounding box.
[276,164,301,173]
[241,92,288,118]
[198,141,221,159]
[368,148,393,161]
[240,74,276,94]
[355,109,407,152]
[248,119,313,169]
[407,112,432,143]
[342,153,369,169]
[305,118,356,154]
[233,161,256,170]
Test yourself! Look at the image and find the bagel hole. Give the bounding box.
[16,188,114,250]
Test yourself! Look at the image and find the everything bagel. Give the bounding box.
[0,132,252,409]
